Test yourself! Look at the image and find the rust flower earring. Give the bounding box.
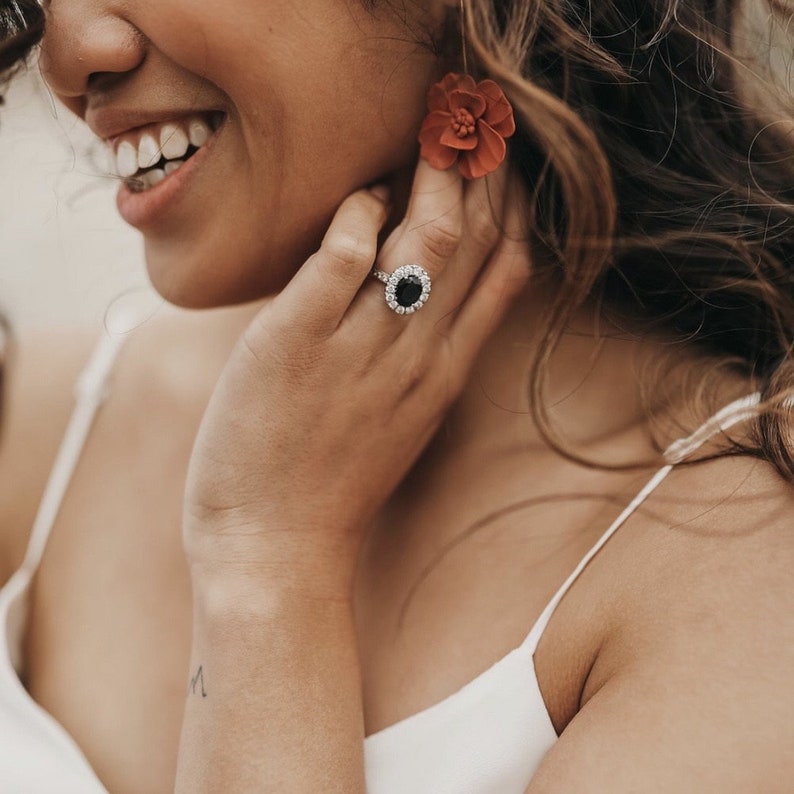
[418,1,516,179]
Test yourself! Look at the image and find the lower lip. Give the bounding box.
[115,124,222,229]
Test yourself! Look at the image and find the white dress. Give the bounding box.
[0,327,762,792]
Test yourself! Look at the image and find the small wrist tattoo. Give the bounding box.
[189,665,208,698]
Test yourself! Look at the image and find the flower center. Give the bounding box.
[451,108,477,138]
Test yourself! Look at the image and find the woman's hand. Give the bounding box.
[176,160,528,792]
[183,159,528,595]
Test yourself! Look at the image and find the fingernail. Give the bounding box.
[369,184,391,204]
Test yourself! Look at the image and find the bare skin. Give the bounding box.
[0,306,254,791]
[3,0,792,789]
[171,172,794,792]
[1,241,791,793]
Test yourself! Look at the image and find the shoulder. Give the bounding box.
[531,454,794,791]
[0,328,96,584]
[0,302,258,585]
[103,302,258,437]
[613,452,794,711]
[617,452,794,632]
[617,453,794,714]
[40,302,259,499]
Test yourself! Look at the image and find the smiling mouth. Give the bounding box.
[111,111,225,193]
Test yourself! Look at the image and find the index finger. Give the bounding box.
[275,187,391,332]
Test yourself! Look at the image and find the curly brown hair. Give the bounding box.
[462,0,794,478]
[1,0,792,477]
[0,0,44,92]
[0,1,44,422]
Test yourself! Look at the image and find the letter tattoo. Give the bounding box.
[189,665,208,698]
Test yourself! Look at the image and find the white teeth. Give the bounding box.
[188,118,210,148]
[112,114,218,183]
[144,168,166,188]
[160,123,190,160]
[138,133,161,169]
[164,160,185,175]
[116,141,139,178]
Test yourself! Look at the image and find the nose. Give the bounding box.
[40,0,145,114]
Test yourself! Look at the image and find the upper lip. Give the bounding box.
[86,107,222,143]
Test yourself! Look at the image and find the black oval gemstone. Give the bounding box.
[395,275,423,307]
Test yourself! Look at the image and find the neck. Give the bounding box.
[435,280,660,468]
[369,277,674,584]
[424,268,760,486]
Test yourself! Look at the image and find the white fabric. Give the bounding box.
[0,328,128,793]
[0,332,762,792]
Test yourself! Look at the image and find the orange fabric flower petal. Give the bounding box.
[448,89,487,119]
[440,125,479,150]
[427,84,451,113]
[478,79,516,137]
[459,120,506,179]
[419,110,460,170]
[453,73,477,93]
[420,73,516,179]
[424,143,460,171]
[427,73,466,111]
[419,109,453,136]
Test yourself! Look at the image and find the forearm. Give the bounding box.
[175,570,366,793]
[173,162,520,792]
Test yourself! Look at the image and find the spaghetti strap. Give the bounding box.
[663,392,762,463]
[521,391,762,653]
[18,327,132,575]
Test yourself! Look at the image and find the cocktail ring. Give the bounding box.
[370,264,432,315]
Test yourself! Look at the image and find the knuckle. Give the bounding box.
[322,232,376,276]
[433,339,465,397]
[445,361,469,402]
[420,215,461,262]
[396,353,430,395]
[242,308,319,374]
[241,308,278,357]
[413,336,460,405]
[469,202,500,250]
[241,319,288,373]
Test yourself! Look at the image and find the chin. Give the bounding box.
[142,224,325,309]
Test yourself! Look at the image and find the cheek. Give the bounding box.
[136,5,440,308]
[259,39,436,214]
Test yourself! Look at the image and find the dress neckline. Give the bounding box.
[0,322,762,786]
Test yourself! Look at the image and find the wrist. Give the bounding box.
[190,572,357,644]
[185,522,361,606]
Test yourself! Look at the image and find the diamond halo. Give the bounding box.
[371,264,432,315]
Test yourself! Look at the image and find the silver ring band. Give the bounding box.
[371,264,432,315]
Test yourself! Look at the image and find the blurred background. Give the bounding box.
[0,67,154,332]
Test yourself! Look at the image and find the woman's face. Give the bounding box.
[40,0,446,306]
